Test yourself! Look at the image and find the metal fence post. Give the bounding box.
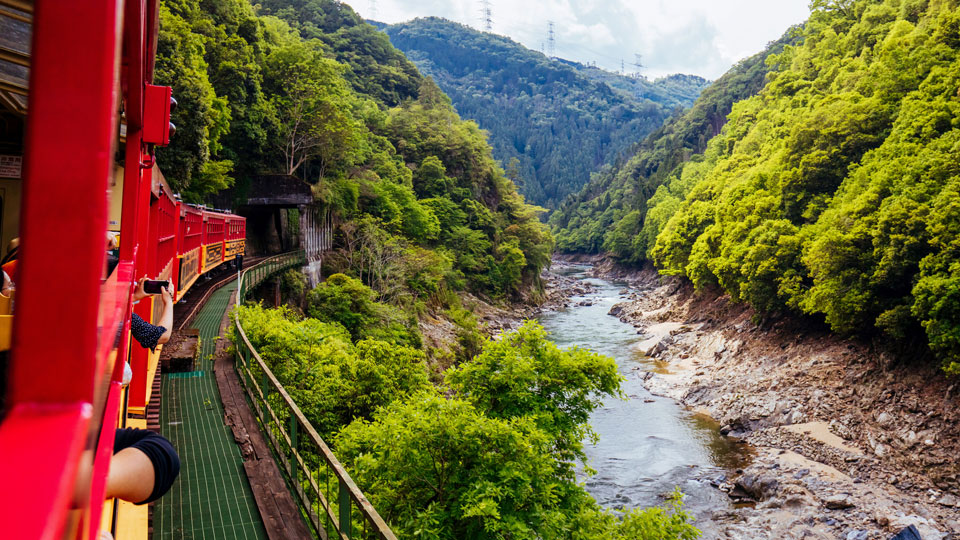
[339,479,352,538]
[290,415,298,485]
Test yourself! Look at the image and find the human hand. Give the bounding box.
[133,276,149,301]
[161,282,174,306]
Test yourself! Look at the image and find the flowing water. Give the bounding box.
[536,264,752,528]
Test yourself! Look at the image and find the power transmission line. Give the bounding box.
[631,53,644,78]
[547,21,556,57]
[479,0,492,32]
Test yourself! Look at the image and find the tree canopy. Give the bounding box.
[383,17,711,208]
[156,0,553,299]
[552,0,960,373]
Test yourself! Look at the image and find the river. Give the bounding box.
[536,264,752,530]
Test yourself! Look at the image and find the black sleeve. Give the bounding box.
[114,428,180,504]
[130,312,166,351]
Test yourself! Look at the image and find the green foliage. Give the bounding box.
[262,40,365,178]
[336,394,563,539]
[231,304,430,440]
[615,489,700,540]
[258,0,423,106]
[155,2,235,201]
[446,321,623,465]
[306,273,420,347]
[280,268,308,301]
[554,0,960,371]
[156,0,553,299]
[383,17,711,208]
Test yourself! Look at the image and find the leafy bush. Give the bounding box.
[231,304,430,440]
[306,273,421,347]
[446,321,623,465]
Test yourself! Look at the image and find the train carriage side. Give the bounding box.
[200,210,225,274]
[148,177,178,295]
[223,214,246,268]
[177,204,203,299]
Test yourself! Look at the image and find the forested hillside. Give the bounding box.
[156,2,706,537]
[382,17,710,207]
[550,34,792,255]
[554,0,960,374]
[155,0,551,300]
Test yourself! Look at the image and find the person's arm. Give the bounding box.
[107,428,180,504]
[105,447,155,503]
[157,283,174,345]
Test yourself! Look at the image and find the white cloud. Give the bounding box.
[355,0,810,79]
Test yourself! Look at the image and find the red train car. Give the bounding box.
[224,214,246,267]
[0,1,246,538]
[177,203,204,299]
[201,210,226,273]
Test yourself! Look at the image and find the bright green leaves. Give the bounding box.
[263,40,365,179]
[336,394,560,540]
[615,489,701,540]
[306,273,421,347]
[232,304,430,440]
[446,321,623,465]
[155,3,235,201]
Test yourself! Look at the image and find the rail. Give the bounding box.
[233,252,397,540]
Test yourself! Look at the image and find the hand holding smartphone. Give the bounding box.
[143,280,169,295]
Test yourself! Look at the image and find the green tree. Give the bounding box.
[306,273,420,347]
[446,321,623,465]
[263,41,364,179]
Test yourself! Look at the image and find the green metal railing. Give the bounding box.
[234,252,397,540]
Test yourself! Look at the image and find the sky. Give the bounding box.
[352,0,811,80]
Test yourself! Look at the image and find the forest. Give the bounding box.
[157,0,705,537]
[553,0,960,375]
[150,0,960,536]
[381,17,710,208]
[155,0,551,301]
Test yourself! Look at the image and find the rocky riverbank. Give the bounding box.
[587,258,960,539]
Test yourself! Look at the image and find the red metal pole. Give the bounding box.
[124,0,152,411]
[0,0,124,537]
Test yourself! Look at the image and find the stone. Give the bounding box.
[875,443,888,457]
[845,531,868,540]
[824,494,855,510]
[937,493,958,507]
[736,473,779,500]
[903,430,918,445]
[877,411,894,426]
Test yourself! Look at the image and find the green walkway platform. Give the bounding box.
[156,282,268,539]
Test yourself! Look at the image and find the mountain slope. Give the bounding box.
[382,17,710,208]
[556,0,960,372]
[550,34,792,256]
[156,0,552,300]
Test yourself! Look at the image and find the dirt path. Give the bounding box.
[590,259,960,539]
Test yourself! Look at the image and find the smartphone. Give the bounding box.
[143,280,169,294]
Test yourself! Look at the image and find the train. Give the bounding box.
[139,172,247,303]
[0,1,245,538]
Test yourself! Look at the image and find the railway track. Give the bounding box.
[173,256,267,331]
